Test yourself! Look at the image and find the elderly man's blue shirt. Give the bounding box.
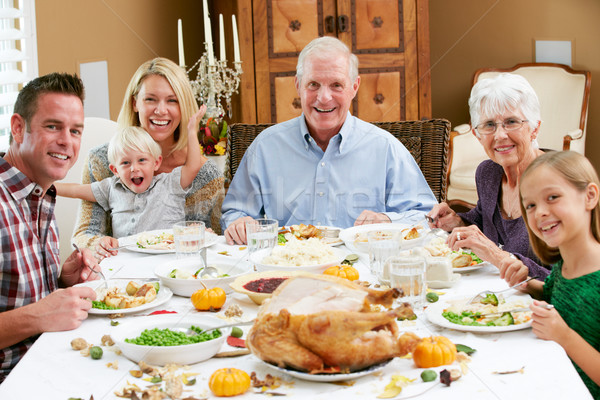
[221,113,437,229]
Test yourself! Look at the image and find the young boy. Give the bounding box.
[56,106,206,242]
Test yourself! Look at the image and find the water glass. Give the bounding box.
[173,221,205,259]
[245,218,278,253]
[387,255,426,311]
[368,230,401,284]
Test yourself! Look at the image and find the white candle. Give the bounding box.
[219,14,226,61]
[177,19,185,67]
[203,0,215,65]
[232,14,240,63]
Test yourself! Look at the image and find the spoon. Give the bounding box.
[199,249,250,279]
[199,265,220,278]
[73,244,108,289]
[185,319,255,336]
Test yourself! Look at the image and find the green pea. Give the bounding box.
[125,326,223,346]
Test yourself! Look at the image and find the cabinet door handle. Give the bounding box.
[325,15,335,33]
[337,14,349,32]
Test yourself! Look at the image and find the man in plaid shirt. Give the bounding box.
[0,73,101,382]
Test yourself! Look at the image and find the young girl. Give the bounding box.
[519,150,600,399]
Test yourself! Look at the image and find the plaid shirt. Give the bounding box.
[0,157,60,381]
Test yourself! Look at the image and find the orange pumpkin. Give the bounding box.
[413,336,457,368]
[191,284,226,311]
[209,368,251,397]
[323,265,359,281]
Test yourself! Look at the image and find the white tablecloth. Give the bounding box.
[0,237,592,399]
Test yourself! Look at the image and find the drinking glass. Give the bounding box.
[387,255,426,312]
[368,230,401,284]
[245,218,278,254]
[173,221,205,259]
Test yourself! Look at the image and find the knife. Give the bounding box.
[477,303,553,318]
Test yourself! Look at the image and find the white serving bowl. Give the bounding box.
[154,255,252,297]
[111,314,229,366]
[249,246,346,274]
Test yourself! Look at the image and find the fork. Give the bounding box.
[465,276,537,305]
[73,244,108,289]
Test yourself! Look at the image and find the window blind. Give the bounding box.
[0,0,37,152]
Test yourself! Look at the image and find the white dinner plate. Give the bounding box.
[258,359,392,382]
[77,279,173,315]
[119,229,218,254]
[453,261,492,273]
[425,295,533,333]
[339,223,413,253]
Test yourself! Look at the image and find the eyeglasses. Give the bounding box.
[475,118,528,135]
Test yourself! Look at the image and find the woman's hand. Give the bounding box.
[531,300,570,344]
[498,255,530,287]
[95,236,119,260]
[427,202,463,232]
[448,225,504,264]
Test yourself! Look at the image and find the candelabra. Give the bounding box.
[186,46,242,120]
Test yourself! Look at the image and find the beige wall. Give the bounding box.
[429,0,600,170]
[36,0,206,121]
[36,0,599,166]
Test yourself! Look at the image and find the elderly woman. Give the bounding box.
[429,73,550,285]
[73,58,224,258]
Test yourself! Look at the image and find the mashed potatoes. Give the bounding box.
[262,237,338,266]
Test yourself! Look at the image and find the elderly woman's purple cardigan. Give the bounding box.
[458,159,550,280]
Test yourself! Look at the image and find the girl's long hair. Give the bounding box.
[519,151,600,265]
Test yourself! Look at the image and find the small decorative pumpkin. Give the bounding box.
[209,368,251,397]
[413,336,457,368]
[323,265,359,281]
[191,282,226,311]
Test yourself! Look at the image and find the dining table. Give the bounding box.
[0,230,592,400]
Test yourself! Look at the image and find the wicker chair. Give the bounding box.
[227,119,451,203]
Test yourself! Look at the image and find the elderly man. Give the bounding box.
[0,73,99,381]
[221,37,436,244]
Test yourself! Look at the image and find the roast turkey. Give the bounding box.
[246,274,420,373]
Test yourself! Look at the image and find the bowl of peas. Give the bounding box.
[111,314,230,366]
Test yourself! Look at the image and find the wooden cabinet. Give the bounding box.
[218,0,431,123]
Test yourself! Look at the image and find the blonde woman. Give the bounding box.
[73,58,224,258]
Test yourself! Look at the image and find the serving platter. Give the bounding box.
[249,246,346,273]
[119,229,218,254]
[424,295,533,333]
[259,359,392,382]
[77,279,173,315]
[111,314,229,366]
